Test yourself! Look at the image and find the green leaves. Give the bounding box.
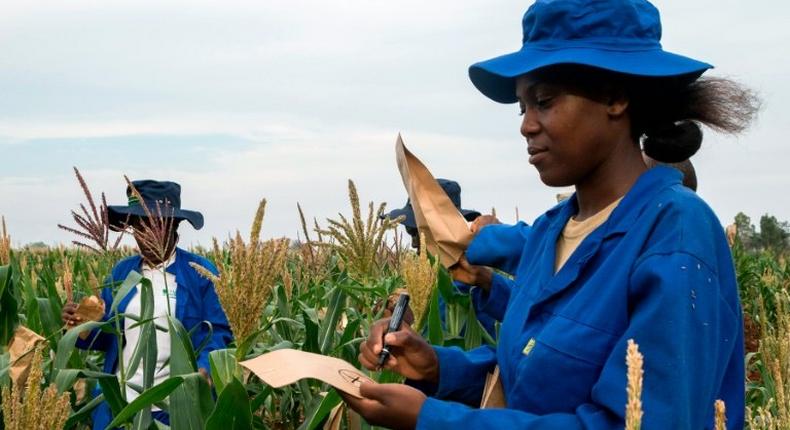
[124,279,157,390]
[209,348,241,395]
[7,235,504,430]
[99,376,128,416]
[52,368,113,394]
[299,389,342,430]
[426,287,443,346]
[106,376,185,428]
[302,309,321,354]
[0,264,19,346]
[167,316,213,429]
[319,287,347,355]
[205,378,253,430]
[125,278,158,429]
[55,319,117,369]
[111,270,143,314]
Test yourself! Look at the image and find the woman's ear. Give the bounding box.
[603,84,629,118]
[606,88,629,117]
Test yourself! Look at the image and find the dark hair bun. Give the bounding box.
[642,120,702,163]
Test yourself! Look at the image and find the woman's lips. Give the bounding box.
[527,145,548,164]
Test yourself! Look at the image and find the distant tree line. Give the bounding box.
[734,212,790,255]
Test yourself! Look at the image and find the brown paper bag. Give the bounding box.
[8,325,45,387]
[324,402,345,430]
[480,365,506,409]
[323,397,361,430]
[240,349,373,398]
[395,135,473,268]
[75,295,105,322]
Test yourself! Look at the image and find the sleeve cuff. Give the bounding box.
[404,378,438,396]
[416,397,473,430]
[472,273,512,322]
[433,345,493,402]
[74,328,101,350]
[434,346,466,398]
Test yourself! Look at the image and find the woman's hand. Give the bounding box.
[61,302,91,339]
[341,382,426,430]
[449,255,493,291]
[470,215,501,234]
[378,289,415,326]
[62,302,81,327]
[198,368,213,387]
[359,318,439,383]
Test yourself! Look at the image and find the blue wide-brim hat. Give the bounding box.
[383,178,481,229]
[469,0,713,104]
[107,180,204,230]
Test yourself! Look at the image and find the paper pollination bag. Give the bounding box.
[8,325,45,387]
[240,349,373,398]
[395,134,473,268]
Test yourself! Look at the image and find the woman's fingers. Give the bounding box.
[339,390,383,417]
[470,214,501,234]
[367,318,391,354]
[360,318,432,377]
[351,383,426,429]
[358,381,387,402]
[383,329,420,350]
[62,303,82,325]
[359,342,379,370]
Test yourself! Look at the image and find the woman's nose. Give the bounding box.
[520,107,540,138]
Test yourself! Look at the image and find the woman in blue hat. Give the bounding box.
[343,0,759,428]
[61,180,232,429]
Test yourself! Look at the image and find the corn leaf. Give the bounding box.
[299,389,342,430]
[55,319,118,369]
[302,309,320,354]
[209,348,240,395]
[167,316,214,429]
[107,376,185,428]
[427,288,443,346]
[99,375,128,417]
[0,265,19,345]
[319,287,346,355]
[205,377,253,430]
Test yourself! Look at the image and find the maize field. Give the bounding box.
[0,177,788,430]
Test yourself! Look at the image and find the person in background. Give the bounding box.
[644,155,698,191]
[62,180,231,430]
[383,178,498,337]
[384,178,482,251]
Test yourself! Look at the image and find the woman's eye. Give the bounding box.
[536,97,553,108]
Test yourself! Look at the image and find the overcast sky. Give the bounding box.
[1,0,788,247]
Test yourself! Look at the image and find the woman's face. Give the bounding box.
[515,73,628,187]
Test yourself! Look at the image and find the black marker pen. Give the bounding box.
[377,293,410,370]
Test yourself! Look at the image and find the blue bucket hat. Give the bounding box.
[469,0,713,103]
[107,180,204,230]
[383,179,481,229]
